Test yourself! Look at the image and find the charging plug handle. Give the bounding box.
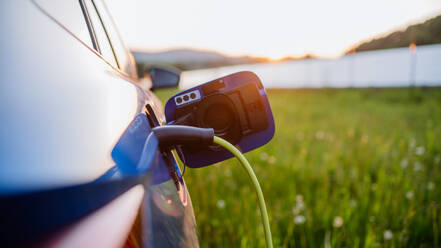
[152,125,214,149]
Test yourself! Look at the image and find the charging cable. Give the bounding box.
[152,126,273,248]
[213,136,273,248]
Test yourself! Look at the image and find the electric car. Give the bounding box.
[0,1,276,247]
[0,0,199,247]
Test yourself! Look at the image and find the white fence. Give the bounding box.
[180,43,441,89]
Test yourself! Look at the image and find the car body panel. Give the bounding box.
[0,0,140,192]
[43,185,145,248]
[0,0,198,246]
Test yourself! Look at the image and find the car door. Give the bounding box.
[86,1,199,247]
[0,0,198,247]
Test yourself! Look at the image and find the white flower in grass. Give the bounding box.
[291,207,299,215]
[406,191,414,200]
[400,159,408,169]
[427,181,435,191]
[216,199,225,209]
[260,152,268,161]
[294,215,306,225]
[224,168,232,177]
[349,200,357,208]
[333,216,343,228]
[361,134,369,143]
[413,162,422,172]
[315,131,325,140]
[415,146,425,155]
[292,203,305,215]
[292,195,305,215]
[435,155,441,164]
[384,230,393,240]
[268,156,276,164]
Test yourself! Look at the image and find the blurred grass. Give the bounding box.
[156,87,441,247]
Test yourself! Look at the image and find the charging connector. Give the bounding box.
[152,125,214,149]
[152,125,273,248]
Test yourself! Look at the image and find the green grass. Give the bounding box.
[156,87,441,247]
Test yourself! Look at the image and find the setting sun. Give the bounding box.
[107,0,441,59]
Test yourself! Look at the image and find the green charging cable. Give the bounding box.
[151,126,273,247]
[213,136,273,248]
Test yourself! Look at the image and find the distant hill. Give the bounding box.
[348,14,441,53]
[132,48,269,76]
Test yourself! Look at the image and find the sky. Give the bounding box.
[106,0,441,59]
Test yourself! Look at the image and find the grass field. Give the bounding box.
[156,87,441,247]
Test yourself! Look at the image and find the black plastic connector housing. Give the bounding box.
[152,125,214,149]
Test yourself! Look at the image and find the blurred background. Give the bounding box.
[107,0,441,247]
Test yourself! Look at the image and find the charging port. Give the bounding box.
[144,104,160,127]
